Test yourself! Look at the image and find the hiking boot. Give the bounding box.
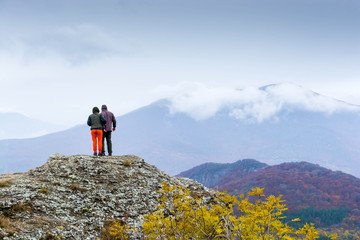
[98,152,104,156]
[93,152,97,156]
[108,153,112,156]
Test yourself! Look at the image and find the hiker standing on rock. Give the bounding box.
[87,107,107,156]
[101,104,116,156]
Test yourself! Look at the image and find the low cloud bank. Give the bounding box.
[159,82,360,123]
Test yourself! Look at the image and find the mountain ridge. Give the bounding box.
[1,83,360,177]
[177,159,268,188]
[0,112,68,140]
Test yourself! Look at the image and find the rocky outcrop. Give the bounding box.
[0,154,214,239]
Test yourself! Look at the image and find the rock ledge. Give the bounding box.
[0,154,213,239]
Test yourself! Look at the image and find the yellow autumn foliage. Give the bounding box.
[142,182,337,240]
[100,219,135,240]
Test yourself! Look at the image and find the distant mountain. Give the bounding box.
[222,162,360,211]
[177,159,268,188]
[0,112,67,140]
[1,83,360,178]
[178,159,360,230]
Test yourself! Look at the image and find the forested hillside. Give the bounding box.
[179,160,360,236]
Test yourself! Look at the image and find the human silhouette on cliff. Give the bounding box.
[101,104,116,156]
[87,106,106,156]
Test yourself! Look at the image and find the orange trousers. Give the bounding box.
[91,129,103,153]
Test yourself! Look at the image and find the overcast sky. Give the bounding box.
[0,0,359,126]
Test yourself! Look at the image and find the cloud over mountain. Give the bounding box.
[161,82,360,123]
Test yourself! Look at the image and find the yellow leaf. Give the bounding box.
[248,187,265,197]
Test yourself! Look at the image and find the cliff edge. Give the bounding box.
[0,154,213,239]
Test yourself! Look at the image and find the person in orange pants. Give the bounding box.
[87,106,107,156]
[91,129,103,155]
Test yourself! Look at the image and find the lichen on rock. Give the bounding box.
[0,154,213,239]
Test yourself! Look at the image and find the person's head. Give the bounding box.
[92,106,100,114]
[101,104,108,110]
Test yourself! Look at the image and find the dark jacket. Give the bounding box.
[101,105,116,132]
[87,113,106,130]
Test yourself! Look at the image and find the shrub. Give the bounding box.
[124,161,131,167]
[2,202,31,217]
[82,207,90,214]
[70,184,79,191]
[69,184,87,192]
[0,180,12,188]
[0,216,11,228]
[39,233,57,240]
[0,216,17,235]
[100,219,135,240]
[39,187,50,195]
[142,182,337,239]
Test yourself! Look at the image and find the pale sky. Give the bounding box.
[0,0,359,126]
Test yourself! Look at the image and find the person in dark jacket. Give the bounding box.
[101,104,117,156]
[87,107,107,156]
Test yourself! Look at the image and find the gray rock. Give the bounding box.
[0,154,215,239]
